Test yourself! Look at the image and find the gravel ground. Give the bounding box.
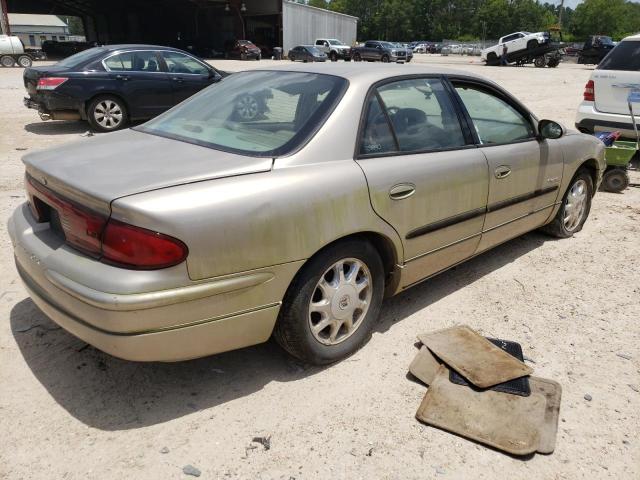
[1,55,639,480]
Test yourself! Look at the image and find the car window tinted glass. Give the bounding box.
[455,85,534,144]
[377,78,466,152]
[104,52,133,71]
[360,95,397,155]
[139,71,346,156]
[163,51,209,75]
[55,47,106,68]
[598,41,640,71]
[104,51,160,72]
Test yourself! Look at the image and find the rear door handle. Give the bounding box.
[389,183,416,200]
[115,74,130,81]
[494,166,512,179]
[172,77,184,83]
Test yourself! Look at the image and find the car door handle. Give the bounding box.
[172,77,184,83]
[389,183,416,200]
[115,74,130,81]
[494,166,512,179]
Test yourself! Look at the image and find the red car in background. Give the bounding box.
[225,40,262,60]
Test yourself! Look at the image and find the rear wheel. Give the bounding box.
[330,51,338,62]
[274,240,384,365]
[542,170,593,238]
[486,52,498,66]
[87,95,128,132]
[602,168,630,192]
[353,52,362,62]
[17,55,32,68]
[534,56,546,68]
[0,55,15,67]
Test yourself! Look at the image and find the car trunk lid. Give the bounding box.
[23,65,70,96]
[23,128,274,216]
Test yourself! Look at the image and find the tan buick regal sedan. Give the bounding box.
[9,64,605,365]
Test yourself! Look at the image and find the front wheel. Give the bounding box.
[541,170,593,238]
[330,51,338,62]
[527,40,539,50]
[17,55,32,68]
[274,240,384,365]
[381,54,390,63]
[534,56,546,68]
[353,52,362,62]
[87,95,128,132]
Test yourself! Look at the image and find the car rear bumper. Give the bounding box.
[575,101,638,138]
[23,92,84,119]
[8,203,301,362]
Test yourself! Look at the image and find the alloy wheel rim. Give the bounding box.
[19,57,31,67]
[563,179,588,231]
[236,95,258,120]
[94,100,123,129]
[308,258,372,346]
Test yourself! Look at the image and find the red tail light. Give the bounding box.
[583,80,595,101]
[26,175,188,269]
[102,220,188,270]
[37,77,68,90]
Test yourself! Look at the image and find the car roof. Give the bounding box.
[100,44,188,52]
[622,33,640,42]
[241,62,486,84]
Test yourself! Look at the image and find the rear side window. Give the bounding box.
[104,51,161,72]
[598,41,640,71]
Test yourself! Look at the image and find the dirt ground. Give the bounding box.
[1,55,639,480]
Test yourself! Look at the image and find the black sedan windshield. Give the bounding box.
[138,71,347,156]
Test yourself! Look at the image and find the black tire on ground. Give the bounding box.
[273,240,385,365]
[240,52,247,61]
[86,95,128,132]
[330,51,338,62]
[541,169,594,238]
[344,57,351,62]
[17,55,32,68]
[602,168,630,192]
[0,55,15,67]
[547,58,560,68]
[353,52,362,62]
[381,54,390,63]
[486,52,498,66]
[257,53,261,61]
[527,40,538,50]
[534,56,546,68]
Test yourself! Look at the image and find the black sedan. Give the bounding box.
[287,46,327,62]
[23,45,225,132]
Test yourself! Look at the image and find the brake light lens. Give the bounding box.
[37,77,68,90]
[26,175,188,269]
[584,80,595,101]
[102,220,188,270]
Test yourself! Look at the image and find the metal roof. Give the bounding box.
[8,13,68,27]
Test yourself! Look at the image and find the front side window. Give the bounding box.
[139,71,347,156]
[455,84,534,144]
[162,51,209,75]
[360,78,466,154]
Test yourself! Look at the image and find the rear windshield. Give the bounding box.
[598,41,640,71]
[138,71,347,157]
[55,47,106,68]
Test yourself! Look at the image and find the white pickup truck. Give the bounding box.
[314,39,351,61]
[481,31,550,64]
[0,35,35,67]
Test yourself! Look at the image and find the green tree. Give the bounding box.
[307,0,329,8]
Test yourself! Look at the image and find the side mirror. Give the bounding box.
[538,119,563,140]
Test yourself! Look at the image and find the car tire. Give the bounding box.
[17,55,32,68]
[534,56,546,68]
[527,40,538,50]
[87,95,128,132]
[330,51,338,62]
[257,53,261,61]
[486,52,498,66]
[240,52,247,61]
[601,168,630,192]
[381,54,390,63]
[273,240,385,365]
[541,169,593,238]
[353,52,362,62]
[0,55,15,67]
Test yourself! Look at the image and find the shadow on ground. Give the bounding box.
[11,232,548,431]
[24,121,90,136]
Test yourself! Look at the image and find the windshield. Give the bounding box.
[328,40,344,46]
[307,47,322,54]
[56,47,106,68]
[599,36,615,46]
[139,71,347,157]
[380,42,395,49]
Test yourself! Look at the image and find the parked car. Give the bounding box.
[393,42,413,62]
[0,34,35,67]
[578,35,616,65]
[314,38,351,61]
[9,64,605,365]
[22,44,225,132]
[481,31,551,63]
[225,40,261,60]
[288,45,327,62]
[351,41,407,62]
[413,43,427,53]
[576,33,640,138]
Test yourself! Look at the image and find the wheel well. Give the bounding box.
[85,93,130,119]
[578,159,600,195]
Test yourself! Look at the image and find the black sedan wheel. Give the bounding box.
[87,95,128,132]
